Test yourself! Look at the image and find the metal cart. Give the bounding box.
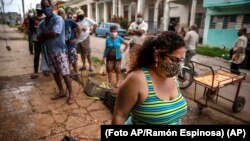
[191,61,246,114]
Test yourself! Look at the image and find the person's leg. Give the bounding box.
[87,54,93,71]
[85,37,93,71]
[115,60,121,88]
[54,51,73,104]
[72,63,78,74]
[81,43,87,70]
[185,50,195,69]
[48,52,66,100]
[28,32,33,54]
[62,75,74,104]
[230,63,240,74]
[69,48,78,74]
[52,72,65,100]
[106,60,112,84]
[34,42,41,73]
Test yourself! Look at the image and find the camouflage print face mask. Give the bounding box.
[159,60,180,77]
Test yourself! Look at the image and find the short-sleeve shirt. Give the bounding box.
[77,17,96,42]
[184,30,199,50]
[38,14,67,53]
[65,19,79,49]
[232,35,248,64]
[104,36,124,60]
[128,21,148,44]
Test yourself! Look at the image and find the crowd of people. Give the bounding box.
[23,0,248,125]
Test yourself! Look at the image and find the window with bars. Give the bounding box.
[195,13,205,28]
[210,14,250,31]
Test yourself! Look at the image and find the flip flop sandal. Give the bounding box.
[79,67,86,71]
[51,94,66,100]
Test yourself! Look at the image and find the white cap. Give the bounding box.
[76,9,84,16]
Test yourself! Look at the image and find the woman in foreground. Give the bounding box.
[112,31,187,125]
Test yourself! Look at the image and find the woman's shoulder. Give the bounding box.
[126,69,146,81]
[120,69,146,90]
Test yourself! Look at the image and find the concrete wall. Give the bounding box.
[207,29,238,48]
[203,6,250,48]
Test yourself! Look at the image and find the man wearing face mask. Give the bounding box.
[76,9,97,72]
[127,13,148,51]
[38,0,74,105]
[230,28,248,74]
[30,4,45,79]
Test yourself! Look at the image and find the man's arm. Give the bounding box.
[87,18,97,35]
[90,24,97,35]
[38,17,63,43]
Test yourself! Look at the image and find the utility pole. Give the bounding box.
[1,0,5,23]
[21,0,25,19]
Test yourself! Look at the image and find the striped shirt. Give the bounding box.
[129,68,187,125]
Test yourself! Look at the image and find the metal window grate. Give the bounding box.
[243,14,250,24]
[209,15,244,29]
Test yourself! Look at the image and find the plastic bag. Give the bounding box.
[40,45,51,72]
[121,48,129,71]
[99,63,107,76]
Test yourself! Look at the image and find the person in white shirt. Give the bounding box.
[127,13,148,51]
[230,28,248,74]
[76,9,97,72]
[184,25,199,68]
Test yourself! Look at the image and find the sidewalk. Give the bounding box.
[0,25,33,77]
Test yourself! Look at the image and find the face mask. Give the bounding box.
[43,7,53,17]
[37,10,43,16]
[110,32,118,38]
[137,18,143,24]
[28,13,33,17]
[159,60,180,77]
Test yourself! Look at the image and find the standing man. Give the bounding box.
[76,9,97,72]
[30,4,45,79]
[184,25,199,68]
[38,0,75,105]
[23,10,34,54]
[58,8,82,76]
[127,13,148,51]
[230,28,248,74]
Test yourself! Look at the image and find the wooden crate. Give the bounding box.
[84,78,112,99]
[104,91,117,113]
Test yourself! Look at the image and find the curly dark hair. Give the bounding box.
[129,31,185,71]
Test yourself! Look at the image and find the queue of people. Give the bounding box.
[24,0,247,125]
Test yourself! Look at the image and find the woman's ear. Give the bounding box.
[154,50,159,64]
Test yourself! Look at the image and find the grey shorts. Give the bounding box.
[77,36,91,57]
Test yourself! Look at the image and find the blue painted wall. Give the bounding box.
[207,29,238,48]
[204,0,250,7]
